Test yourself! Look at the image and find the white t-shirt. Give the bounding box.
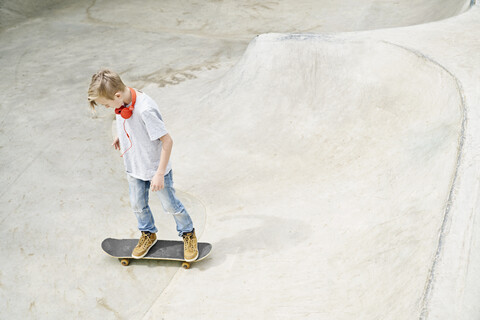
[116,90,172,181]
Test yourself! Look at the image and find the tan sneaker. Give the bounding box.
[182,229,199,262]
[132,232,157,259]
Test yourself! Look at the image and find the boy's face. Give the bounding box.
[96,92,124,109]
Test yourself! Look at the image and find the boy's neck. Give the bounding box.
[123,87,132,105]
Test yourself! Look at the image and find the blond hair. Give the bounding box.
[88,69,126,110]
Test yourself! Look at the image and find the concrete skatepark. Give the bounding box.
[1,0,480,319]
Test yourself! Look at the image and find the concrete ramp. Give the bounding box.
[0,1,478,319]
[142,34,464,319]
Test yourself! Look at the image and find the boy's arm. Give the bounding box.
[151,133,173,191]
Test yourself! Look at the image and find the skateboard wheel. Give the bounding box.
[120,259,130,266]
[182,262,191,269]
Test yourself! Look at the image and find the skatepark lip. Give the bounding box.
[0,0,474,33]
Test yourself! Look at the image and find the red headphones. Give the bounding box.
[115,87,137,119]
[114,87,136,157]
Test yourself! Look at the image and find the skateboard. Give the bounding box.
[101,238,212,269]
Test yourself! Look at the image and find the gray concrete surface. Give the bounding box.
[1,0,479,319]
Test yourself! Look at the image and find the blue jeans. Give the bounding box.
[127,170,194,236]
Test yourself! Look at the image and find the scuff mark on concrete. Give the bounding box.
[382,40,468,320]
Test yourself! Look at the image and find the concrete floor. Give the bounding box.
[1,1,480,319]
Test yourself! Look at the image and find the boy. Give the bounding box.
[88,69,198,262]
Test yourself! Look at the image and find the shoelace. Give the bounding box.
[184,234,196,251]
[140,234,154,249]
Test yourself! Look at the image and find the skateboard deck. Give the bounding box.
[102,238,212,269]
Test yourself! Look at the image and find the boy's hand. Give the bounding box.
[151,173,165,192]
[112,137,120,150]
